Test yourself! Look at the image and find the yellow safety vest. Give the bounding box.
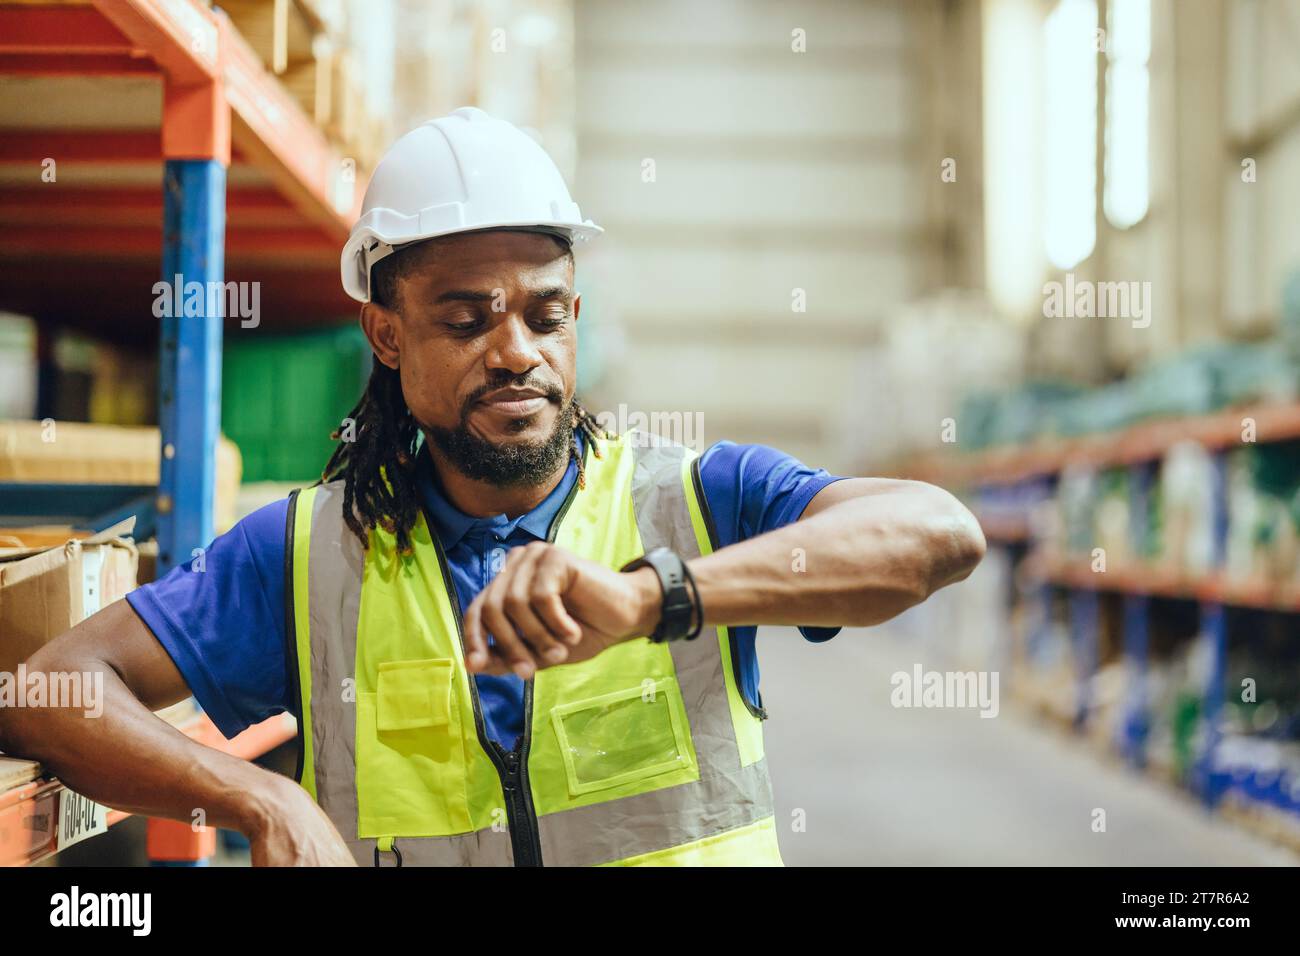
[285,429,782,866]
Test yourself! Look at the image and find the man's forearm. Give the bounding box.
[688,483,985,630]
[0,652,287,837]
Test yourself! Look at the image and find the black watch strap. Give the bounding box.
[619,547,697,643]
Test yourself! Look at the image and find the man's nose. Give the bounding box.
[484,316,543,375]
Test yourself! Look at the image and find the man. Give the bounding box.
[0,108,984,866]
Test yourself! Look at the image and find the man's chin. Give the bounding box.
[428,399,574,487]
[468,404,557,443]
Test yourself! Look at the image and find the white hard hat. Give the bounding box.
[340,106,602,303]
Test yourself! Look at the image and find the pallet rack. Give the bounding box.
[910,400,1300,837]
[0,0,365,864]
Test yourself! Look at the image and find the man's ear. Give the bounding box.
[360,302,401,370]
[573,292,581,324]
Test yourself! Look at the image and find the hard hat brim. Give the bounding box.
[341,219,603,304]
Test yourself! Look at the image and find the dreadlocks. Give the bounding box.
[321,359,613,552]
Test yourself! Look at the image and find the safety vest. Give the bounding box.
[284,429,783,866]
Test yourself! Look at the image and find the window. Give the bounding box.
[1104,0,1151,229]
[1043,0,1098,270]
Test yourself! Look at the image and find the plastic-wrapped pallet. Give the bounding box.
[1159,440,1216,576]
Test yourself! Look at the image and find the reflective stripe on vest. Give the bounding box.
[285,430,783,866]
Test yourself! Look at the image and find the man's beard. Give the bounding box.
[425,392,576,488]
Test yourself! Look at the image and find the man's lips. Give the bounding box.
[476,388,551,416]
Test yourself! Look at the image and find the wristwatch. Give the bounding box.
[619,547,700,643]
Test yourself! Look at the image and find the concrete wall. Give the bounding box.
[573,0,933,472]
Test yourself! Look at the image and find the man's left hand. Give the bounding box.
[462,542,662,678]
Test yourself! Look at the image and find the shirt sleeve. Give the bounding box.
[697,441,846,643]
[125,498,291,739]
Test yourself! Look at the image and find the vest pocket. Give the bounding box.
[376,658,452,731]
[357,657,471,837]
[550,677,695,796]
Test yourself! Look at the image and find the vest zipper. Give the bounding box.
[498,746,539,866]
[420,435,589,867]
[429,534,542,867]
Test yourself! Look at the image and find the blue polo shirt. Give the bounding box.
[126,431,844,749]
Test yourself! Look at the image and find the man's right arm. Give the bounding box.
[0,593,355,866]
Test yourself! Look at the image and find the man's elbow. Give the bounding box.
[919,487,986,594]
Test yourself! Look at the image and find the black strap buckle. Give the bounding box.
[374,841,404,868]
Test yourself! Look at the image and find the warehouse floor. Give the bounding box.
[762,625,1300,866]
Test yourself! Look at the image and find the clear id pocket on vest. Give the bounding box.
[550,677,695,796]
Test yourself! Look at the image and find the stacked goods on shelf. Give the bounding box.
[1013,613,1077,726]
[0,315,35,420]
[1212,732,1300,821]
[6,327,155,427]
[959,382,1081,452]
[1157,441,1215,577]
[1143,635,1207,780]
[1036,435,1300,594]
[1054,465,1101,559]
[0,421,243,533]
[280,33,335,126]
[1223,442,1300,589]
[1093,467,1136,566]
[1085,660,1129,751]
[86,343,155,427]
[1213,622,1300,817]
[956,339,1300,457]
[220,0,389,170]
[220,0,581,205]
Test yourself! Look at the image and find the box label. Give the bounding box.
[57,789,107,851]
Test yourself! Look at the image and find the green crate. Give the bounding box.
[222,325,371,482]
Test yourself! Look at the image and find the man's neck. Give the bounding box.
[424,443,574,520]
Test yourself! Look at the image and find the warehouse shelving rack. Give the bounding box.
[0,0,364,865]
[916,401,1300,844]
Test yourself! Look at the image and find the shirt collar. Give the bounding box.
[419,429,585,550]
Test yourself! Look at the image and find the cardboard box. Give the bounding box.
[0,519,138,675]
[0,526,88,551]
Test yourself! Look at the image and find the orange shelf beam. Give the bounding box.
[1026,553,1300,613]
[895,402,1300,487]
[84,0,361,234]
